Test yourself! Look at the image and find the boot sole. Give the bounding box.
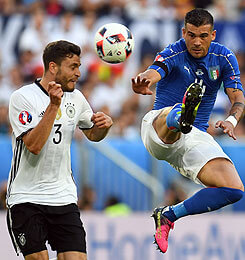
[180,83,203,134]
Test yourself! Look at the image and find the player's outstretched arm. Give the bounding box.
[83,112,113,142]
[215,88,245,140]
[131,69,161,95]
[23,81,63,154]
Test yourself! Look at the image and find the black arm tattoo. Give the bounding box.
[233,102,245,108]
[230,102,245,120]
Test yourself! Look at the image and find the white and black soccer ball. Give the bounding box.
[94,23,134,64]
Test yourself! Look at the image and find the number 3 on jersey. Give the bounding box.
[53,124,62,144]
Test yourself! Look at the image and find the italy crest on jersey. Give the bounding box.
[208,66,220,81]
[19,111,32,125]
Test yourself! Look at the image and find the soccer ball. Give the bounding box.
[94,23,134,64]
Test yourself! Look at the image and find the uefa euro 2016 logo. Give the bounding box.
[19,111,32,125]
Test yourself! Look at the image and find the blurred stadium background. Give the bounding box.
[1,0,245,259]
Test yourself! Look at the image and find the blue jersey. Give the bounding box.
[149,38,243,132]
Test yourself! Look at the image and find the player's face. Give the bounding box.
[55,55,81,92]
[182,23,216,59]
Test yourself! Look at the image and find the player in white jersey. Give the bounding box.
[6,40,113,260]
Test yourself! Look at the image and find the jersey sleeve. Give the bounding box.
[148,49,175,79]
[222,51,243,92]
[77,92,94,129]
[9,91,39,139]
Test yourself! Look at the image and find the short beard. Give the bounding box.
[55,77,73,92]
[55,68,75,92]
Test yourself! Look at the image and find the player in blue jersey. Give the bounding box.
[132,8,245,254]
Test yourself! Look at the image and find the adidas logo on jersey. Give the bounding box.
[39,111,45,117]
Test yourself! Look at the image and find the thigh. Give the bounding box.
[175,127,233,184]
[141,108,180,160]
[58,251,87,260]
[152,106,181,144]
[25,250,49,260]
[197,158,244,190]
[7,203,48,257]
[47,204,86,254]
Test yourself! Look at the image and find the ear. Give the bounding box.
[182,27,186,38]
[211,30,216,41]
[49,62,58,75]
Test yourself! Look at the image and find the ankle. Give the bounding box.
[166,104,182,132]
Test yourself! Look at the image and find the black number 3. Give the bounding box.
[53,124,62,144]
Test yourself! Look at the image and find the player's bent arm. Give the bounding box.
[82,112,113,142]
[138,69,161,86]
[226,88,245,121]
[132,69,161,95]
[22,103,60,155]
[83,126,111,142]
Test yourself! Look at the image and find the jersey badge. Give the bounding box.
[65,103,75,118]
[56,108,62,120]
[195,69,204,76]
[155,55,164,62]
[19,111,32,125]
[18,233,26,246]
[39,111,45,117]
[208,66,220,81]
[230,75,240,80]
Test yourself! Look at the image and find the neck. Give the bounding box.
[39,75,54,92]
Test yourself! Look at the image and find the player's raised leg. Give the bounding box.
[152,158,244,253]
[153,79,205,145]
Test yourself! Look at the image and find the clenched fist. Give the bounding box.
[48,81,63,107]
[91,112,113,129]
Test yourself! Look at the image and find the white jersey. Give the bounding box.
[7,80,94,207]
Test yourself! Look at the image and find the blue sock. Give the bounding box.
[163,187,243,222]
[166,104,182,132]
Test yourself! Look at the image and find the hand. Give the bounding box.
[48,81,63,107]
[215,120,237,140]
[91,112,113,129]
[131,74,153,95]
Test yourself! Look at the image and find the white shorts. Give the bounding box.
[141,109,232,184]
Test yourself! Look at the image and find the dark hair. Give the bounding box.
[185,8,214,28]
[43,40,81,71]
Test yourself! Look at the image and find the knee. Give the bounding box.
[222,187,244,204]
[230,182,244,192]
